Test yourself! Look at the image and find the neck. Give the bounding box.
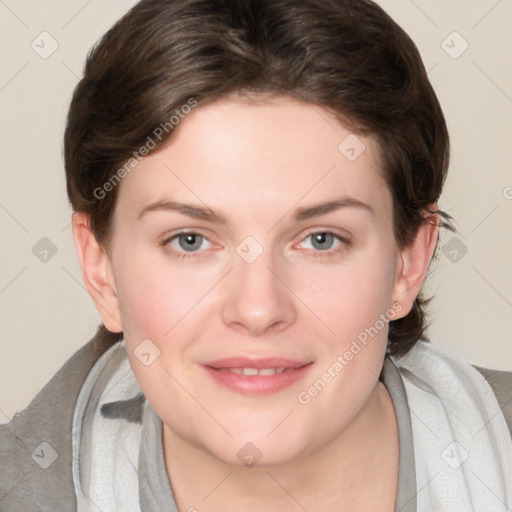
[162,381,399,512]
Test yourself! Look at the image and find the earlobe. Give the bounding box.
[72,212,123,333]
[391,211,439,319]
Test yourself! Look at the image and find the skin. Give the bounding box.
[73,94,438,511]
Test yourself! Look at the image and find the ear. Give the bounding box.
[72,212,123,333]
[391,209,439,319]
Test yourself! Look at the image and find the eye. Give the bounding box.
[297,230,349,255]
[163,231,214,259]
[162,229,349,260]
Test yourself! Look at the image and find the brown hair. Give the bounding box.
[64,0,452,358]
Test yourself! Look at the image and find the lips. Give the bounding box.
[218,367,292,376]
[204,357,310,370]
[202,357,313,395]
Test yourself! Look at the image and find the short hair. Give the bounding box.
[64,0,453,357]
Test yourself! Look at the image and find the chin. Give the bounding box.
[204,432,311,469]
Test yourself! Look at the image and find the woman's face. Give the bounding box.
[105,95,409,466]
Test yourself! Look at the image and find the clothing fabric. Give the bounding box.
[397,342,512,511]
[1,333,511,511]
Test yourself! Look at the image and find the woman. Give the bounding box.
[1,0,511,510]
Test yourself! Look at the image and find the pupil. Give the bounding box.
[313,233,333,250]
[179,234,201,251]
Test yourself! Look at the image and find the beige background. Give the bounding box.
[0,0,511,423]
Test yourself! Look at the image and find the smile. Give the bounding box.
[217,367,294,375]
[202,363,314,394]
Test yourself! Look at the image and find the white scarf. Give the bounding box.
[71,340,512,511]
[395,341,512,511]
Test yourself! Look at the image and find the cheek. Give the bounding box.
[114,251,220,337]
[302,254,396,336]
[294,260,395,423]
[297,251,396,397]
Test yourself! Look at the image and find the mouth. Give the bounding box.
[215,367,297,375]
[201,357,314,395]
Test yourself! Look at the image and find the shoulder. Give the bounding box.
[0,327,119,510]
[472,364,512,437]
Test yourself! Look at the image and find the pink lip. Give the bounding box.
[204,357,309,369]
[201,358,314,395]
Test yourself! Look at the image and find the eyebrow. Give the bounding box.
[294,197,374,221]
[137,196,374,225]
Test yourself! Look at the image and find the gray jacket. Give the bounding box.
[1,329,511,511]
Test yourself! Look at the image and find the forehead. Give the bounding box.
[114,96,391,226]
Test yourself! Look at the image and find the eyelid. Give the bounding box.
[161,227,352,259]
[299,226,351,242]
[161,227,215,243]
[293,226,352,248]
[161,229,218,257]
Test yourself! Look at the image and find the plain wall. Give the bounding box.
[1,0,511,423]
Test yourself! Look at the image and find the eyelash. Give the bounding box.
[298,229,351,257]
[161,229,350,260]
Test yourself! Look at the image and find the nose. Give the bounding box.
[221,247,297,337]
